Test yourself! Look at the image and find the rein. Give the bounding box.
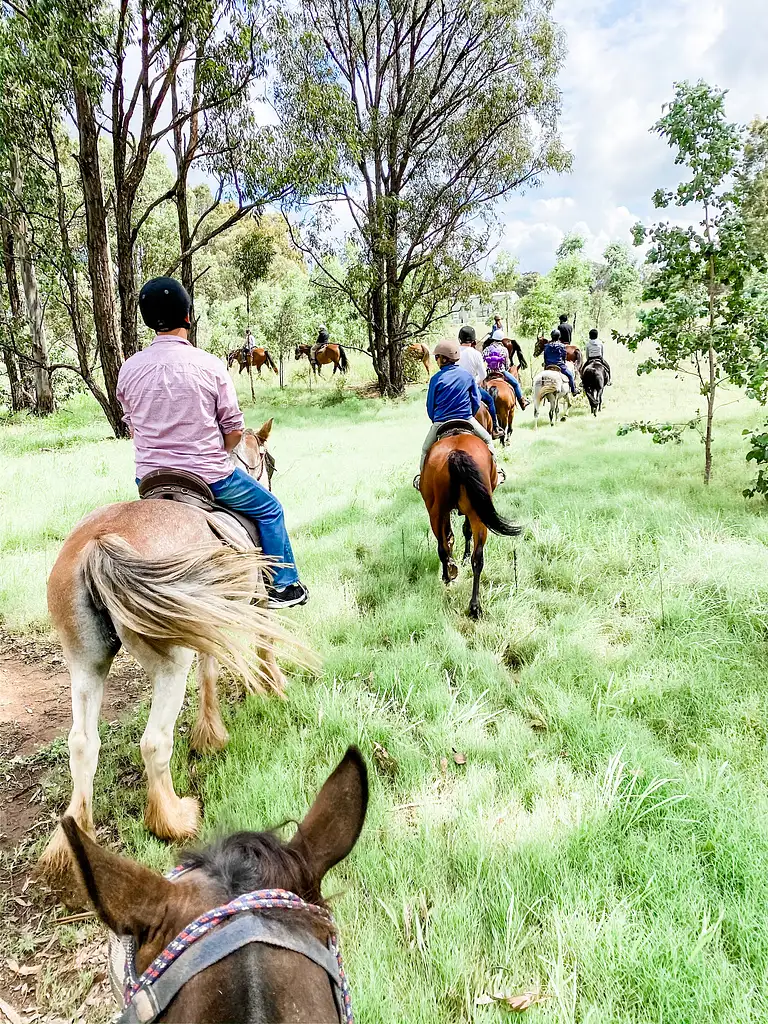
[111,866,353,1024]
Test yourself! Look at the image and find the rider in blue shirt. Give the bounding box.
[543,329,578,395]
[415,339,496,486]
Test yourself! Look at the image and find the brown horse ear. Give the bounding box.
[289,747,368,884]
[61,817,174,937]
[256,418,273,442]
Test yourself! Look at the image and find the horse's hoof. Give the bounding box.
[468,604,482,620]
[145,795,201,842]
[447,561,459,582]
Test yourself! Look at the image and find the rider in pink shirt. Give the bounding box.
[117,277,308,609]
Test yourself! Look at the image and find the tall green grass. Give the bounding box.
[2,341,768,1021]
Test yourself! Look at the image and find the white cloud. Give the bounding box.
[494,0,767,271]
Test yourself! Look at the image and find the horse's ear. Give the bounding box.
[256,418,273,442]
[61,817,174,937]
[289,747,368,884]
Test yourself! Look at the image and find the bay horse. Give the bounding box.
[60,747,367,1023]
[419,433,521,618]
[533,370,571,427]
[227,348,278,377]
[406,342,431,375]
[486,374,517,445]
[533,336,583,375]
[482,336,527,370]
[38,422,298,883]
[581,360,608,415]
[295,344,349,375]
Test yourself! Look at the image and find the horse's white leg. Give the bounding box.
[139,646,199,841]
[116,628,199,841]
[37,649,111,879]
[190,654,229,753]
[533,389,540,429]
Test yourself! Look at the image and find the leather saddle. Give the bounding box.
[138,469,261,548]
[544,364,568,374]
[434,418,477,442]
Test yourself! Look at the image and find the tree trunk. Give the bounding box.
[704,341,716,485]
[46,116,124,435]
[74,82,128,438]
[115,204,140,359]
[0,214,32,411]
[171,76,200,347]
[10,150,54,416]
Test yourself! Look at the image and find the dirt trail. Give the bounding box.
[0,628,146,848]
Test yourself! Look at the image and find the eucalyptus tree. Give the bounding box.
[273,0,569,395]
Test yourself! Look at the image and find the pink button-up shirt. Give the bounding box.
[116,335,244,484]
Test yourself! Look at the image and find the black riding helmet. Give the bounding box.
[550,328,561,341]
[458,325,476,344]
[139,277,192,333]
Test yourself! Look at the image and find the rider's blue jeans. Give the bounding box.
[478,387,499,429]
[500,372,525,404]
[210,469,299,589]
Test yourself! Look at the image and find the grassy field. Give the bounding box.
[2,339,768,1022]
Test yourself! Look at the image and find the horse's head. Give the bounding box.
[61,747,368,1024]
[232,419,275,490]
[533,337,546,357]
[294,345,304,361]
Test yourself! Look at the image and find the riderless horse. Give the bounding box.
[38,422,302,883]
[418,427,521,618]
[295,344,349,375]
[60,747,367,1023]
[406,342,431,376]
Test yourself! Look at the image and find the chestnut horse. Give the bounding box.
[38,423,298,883]
[482,336,528,370]
[406,342,431,375]
[486,374,517,445]
[419,434,521,618]
[295,344,349,375]
[227,348,278,377]
[61,747,368,1023]
[533,336,583,375]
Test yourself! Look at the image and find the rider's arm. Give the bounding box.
[214,366,245,443]
[426,374,438,421]
[223,430,243,452]
[469,379,481,416]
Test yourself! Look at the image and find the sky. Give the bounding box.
[491,0,768,273]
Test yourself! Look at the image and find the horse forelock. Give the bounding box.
[182,830,325,910]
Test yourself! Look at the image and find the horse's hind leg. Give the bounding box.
[468,515,487,619]
[37,642,115,881]
[431,509,457,583]
[462,516,472,562]
[190,654,229,753]
[120,632,199,841]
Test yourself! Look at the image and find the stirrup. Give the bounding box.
[496,467,506,485]
[413,473,421,490]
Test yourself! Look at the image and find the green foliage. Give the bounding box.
[233,228,276,299]
[490,252,519,294]
[743,426,768,499]
[514,275,560,338]
[617,80,768,485]
[272,0,570,393]
[617,417,702,444]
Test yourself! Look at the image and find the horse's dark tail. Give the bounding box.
[572,346,583,374]
[338,345,349,373]
[264,349,278,373]
[447,450,521,536]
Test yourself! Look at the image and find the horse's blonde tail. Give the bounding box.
[82,535,307,695]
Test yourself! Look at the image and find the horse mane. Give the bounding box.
[184,829,323,904]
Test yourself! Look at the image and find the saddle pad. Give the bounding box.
[434,418,476,441]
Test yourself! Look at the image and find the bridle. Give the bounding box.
[232,434,276,491]
[109,865,353,1024]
